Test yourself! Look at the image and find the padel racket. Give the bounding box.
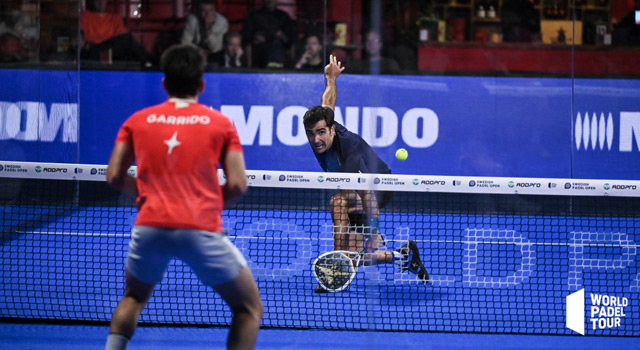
[312,250,361,292]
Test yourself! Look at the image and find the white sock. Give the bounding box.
[105,333,129,350]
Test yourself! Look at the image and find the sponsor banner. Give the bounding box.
[0,161,135,182]
[1,70,640,180]
[2,162,640,197]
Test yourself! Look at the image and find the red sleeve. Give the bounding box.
[115,118,133,145]
[224,118,243,153]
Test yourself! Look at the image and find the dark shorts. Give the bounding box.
[348,190,394,233]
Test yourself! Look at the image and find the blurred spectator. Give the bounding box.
[501,0,541,43]
[351,30,400,74]
[242,0,296,68]
[211,31,245,68]
[295,33,324,71]
[181,0,228,55]
[613,0,640,46]
[0,1,38,62]
[40,1,80,64]
[81,0,151,65]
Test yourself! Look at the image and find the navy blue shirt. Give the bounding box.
[313,122,391,174]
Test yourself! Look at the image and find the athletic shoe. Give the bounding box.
[395,240,429,283]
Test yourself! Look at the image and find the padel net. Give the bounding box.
[0,161,639,335]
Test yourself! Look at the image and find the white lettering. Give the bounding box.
[276,106,307,146]
[402,108,439,148]
[222,105,274,146]
[0,101,77,142]
[333,107,360,133]
[361,107,397,147]
[619,112,640,152]
[4,102,21,139]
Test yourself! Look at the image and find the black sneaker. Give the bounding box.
[396,240,429,283]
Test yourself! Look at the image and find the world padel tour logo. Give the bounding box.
[317,176,324,183]
[35,166,42,173]
[566,289,630,335]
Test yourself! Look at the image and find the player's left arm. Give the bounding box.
[107,142,138,196]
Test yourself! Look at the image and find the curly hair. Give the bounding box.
[303,106,335,129]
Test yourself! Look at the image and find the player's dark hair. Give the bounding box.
[303,106,334,129]
[160,44,205,98]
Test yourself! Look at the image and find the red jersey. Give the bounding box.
[115,99,243,232]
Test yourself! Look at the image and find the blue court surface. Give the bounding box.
[0,323,638,350]
[2,192,639,347]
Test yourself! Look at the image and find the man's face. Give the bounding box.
[94,0,108,13]
[305,36,322,56]
[305,120,335,154]
[201,4,217,25]
[365,31,382,57]
[225,36,242,57]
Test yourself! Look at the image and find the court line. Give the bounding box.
[16,230,640,248]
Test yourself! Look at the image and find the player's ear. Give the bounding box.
[161,78,167,93]
[198,79,205,94]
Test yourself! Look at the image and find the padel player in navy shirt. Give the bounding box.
[303,55,428,293]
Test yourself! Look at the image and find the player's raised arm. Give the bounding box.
[321,54,345,110]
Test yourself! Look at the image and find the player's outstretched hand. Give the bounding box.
[324,54,345,80]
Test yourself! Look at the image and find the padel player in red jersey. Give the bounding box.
[105,44,262,350]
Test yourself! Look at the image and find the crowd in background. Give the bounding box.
[0,0,639,73]
[0,0,440,73]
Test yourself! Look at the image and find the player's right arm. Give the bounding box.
[321,54,345,110]
[221,150,248,208]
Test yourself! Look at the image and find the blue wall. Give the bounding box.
[1,69,639,179]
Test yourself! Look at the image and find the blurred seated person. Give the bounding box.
[0,2,38,62]
[242,0,296,68]
[0,32,23,62]
[211,31,245,68]
[181,0,228,55]
[295,33,324,71]
[81,0,151,65]
[501,0,541,43]
[351,30,400,74]
[613,0,640,46]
